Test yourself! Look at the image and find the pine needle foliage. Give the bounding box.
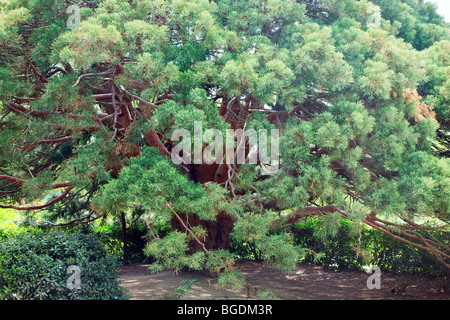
[0,0,449,279]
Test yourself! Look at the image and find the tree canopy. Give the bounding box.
[0,0,449,279]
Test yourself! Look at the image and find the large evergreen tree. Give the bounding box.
[0,0,448,279]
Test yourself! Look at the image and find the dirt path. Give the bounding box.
[117,262,449,300]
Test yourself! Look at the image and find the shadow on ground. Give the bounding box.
[117,261,449,300]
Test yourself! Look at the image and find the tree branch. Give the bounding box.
[364,216,450,267]
[271,205,347,229]
[0,186,73,211]
[165,202,208,253]
[38,136,73,145]
[0,175,26,185]
[268,203,449,268]
[25,55,48,84]
[143,129,171,158]
[35,211,105,228]
[7,102,79,119]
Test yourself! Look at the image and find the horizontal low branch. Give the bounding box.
[271,205,347,229]
[364,217,450,267]
[0,186,73,211]
[0,175,26,185]
[36,211,105,228]
[0,175,71,188]
[268,202,449,268]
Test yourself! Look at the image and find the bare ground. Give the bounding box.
[117,262,449,300]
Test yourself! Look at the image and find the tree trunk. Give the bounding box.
[170,212,235,252]
[120,212,129,263]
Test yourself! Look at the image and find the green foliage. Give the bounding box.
[257,233,306,273]
[371,0,448,50]
[173,279,200,300]
[258,289,280,300]
[292,217,449,277]
[144,231,206,273]
[0,209,44,240]
[0,0,448,285]
[54,23,124,71]
[231,213,274,244]
[0,231,128,300]
[231,213,305,272]
[216,270,246,291]
[91,218,158,263]
[313,212,343,241]
[0,209,27,240]
[292,217,370,271]
[366,228,449,277]
[93,147,229,224]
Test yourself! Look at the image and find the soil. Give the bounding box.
[117,261,449,300]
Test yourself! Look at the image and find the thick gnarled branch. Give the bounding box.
[268,204,449,268]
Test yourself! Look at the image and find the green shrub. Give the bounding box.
[228,240,262,261]
[0,232,128,300]
[0,209,28,240]
[364,229,449,278]
[291,217,367,271]
[90,219,170,263]
[291,217,448,277]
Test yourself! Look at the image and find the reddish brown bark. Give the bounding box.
[0,175,26,185]
[144,129,171,158]
[0,186,73,210]
[170,211,236,252]
[191,163,221,184]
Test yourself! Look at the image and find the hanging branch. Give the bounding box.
[0,186,73,211]
[364,215,450,267]
[165,201,208,253]
[264,201,449,267]
[0,175,73,210]
[0,175,26,185]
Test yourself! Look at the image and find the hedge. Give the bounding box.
[0,232,128,300]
